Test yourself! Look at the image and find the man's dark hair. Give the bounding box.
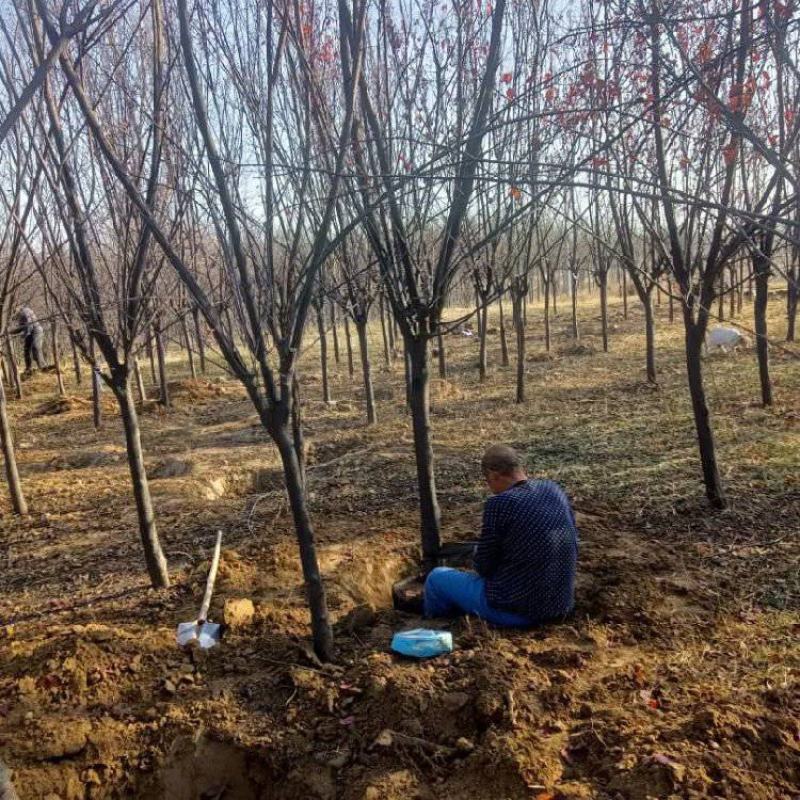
[481,444,525,476]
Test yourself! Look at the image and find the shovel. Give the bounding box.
[176,530,223,649]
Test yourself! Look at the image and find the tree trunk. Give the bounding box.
[70,334,82,386]
[551,274,557,316]
[223,307,235,343]
[543,279,551,352]
[407,336,441,562]
[474,286,483,339]
[274,428,334,661]
[51,320,65,396]
[134,358,147,404]
[5,340,21,400]
[343,313,355,378]
[436,329,447,379]
[498,296,509,367]
[291,374,306,486]
[392,318,399,354]
[356,318,376,426]
[599,272,609,352]
[738,260,745,314]
[753,251,772,406]
[729,268,736,318]
[514,291,526,404]
[90,339,102,429]
[717,275,725,322]
[404,342,411,407]
[155,323,170,408]
[571,273,579,340]
[316,306,331,403]
[643,292,657,384]
[146,333,157,385]
[192,306,206,374]
[181,314,196,380]
[116,377,170,588]
[379,296,392,366]
[668,277,675,324]
[622,269,628,319]
[478,297,488,382]
[0,374,27,515]
[330,299,341,366]
[787,261,798,342]
[684,314,726,509]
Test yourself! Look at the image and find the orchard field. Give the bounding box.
[1,294,797,799]
[1,0,800,797]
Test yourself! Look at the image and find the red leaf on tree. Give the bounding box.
[785,109,796,125]
[698,42,713,64]
[506,87,516,100]
[319,38,335,63]
[722,142,738,166]
[545,86,556,101]
[501,72,513,84]
[509,186,522,200]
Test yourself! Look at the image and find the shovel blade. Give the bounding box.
[176,621,200,647]
[197,622,221,649]
[176,620,221,649]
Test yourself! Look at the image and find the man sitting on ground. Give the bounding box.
[424,444,578,626]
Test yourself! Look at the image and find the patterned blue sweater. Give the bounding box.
[474,479,578,623]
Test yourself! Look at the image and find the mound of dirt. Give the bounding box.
[528,351,556,363]
[49,447,125,470]
[32,396,87,416]
[431,379,464,402]
[148,458,195,479]
[166,379,231,402]
[559,342,597,357]
[356,384,395,402]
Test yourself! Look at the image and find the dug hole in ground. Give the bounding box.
[0,297,798,799]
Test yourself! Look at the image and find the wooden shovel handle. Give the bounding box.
[198,530,222,622]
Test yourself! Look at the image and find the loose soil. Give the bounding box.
[0,296,798,799]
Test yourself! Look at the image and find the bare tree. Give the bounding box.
[25,0,171,586]
[342,0,509,560]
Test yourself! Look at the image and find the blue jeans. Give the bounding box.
[423,567,532,627]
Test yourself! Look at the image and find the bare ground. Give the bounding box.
[0,294,798,799]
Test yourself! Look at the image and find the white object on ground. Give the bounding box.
[391,628,453,658]
[706,326,745,351]
[176,530,223,649]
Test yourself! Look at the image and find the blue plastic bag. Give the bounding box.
[391,628,453,659]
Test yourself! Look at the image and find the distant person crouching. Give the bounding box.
[10,306,45,374]
[424,444,578,626]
